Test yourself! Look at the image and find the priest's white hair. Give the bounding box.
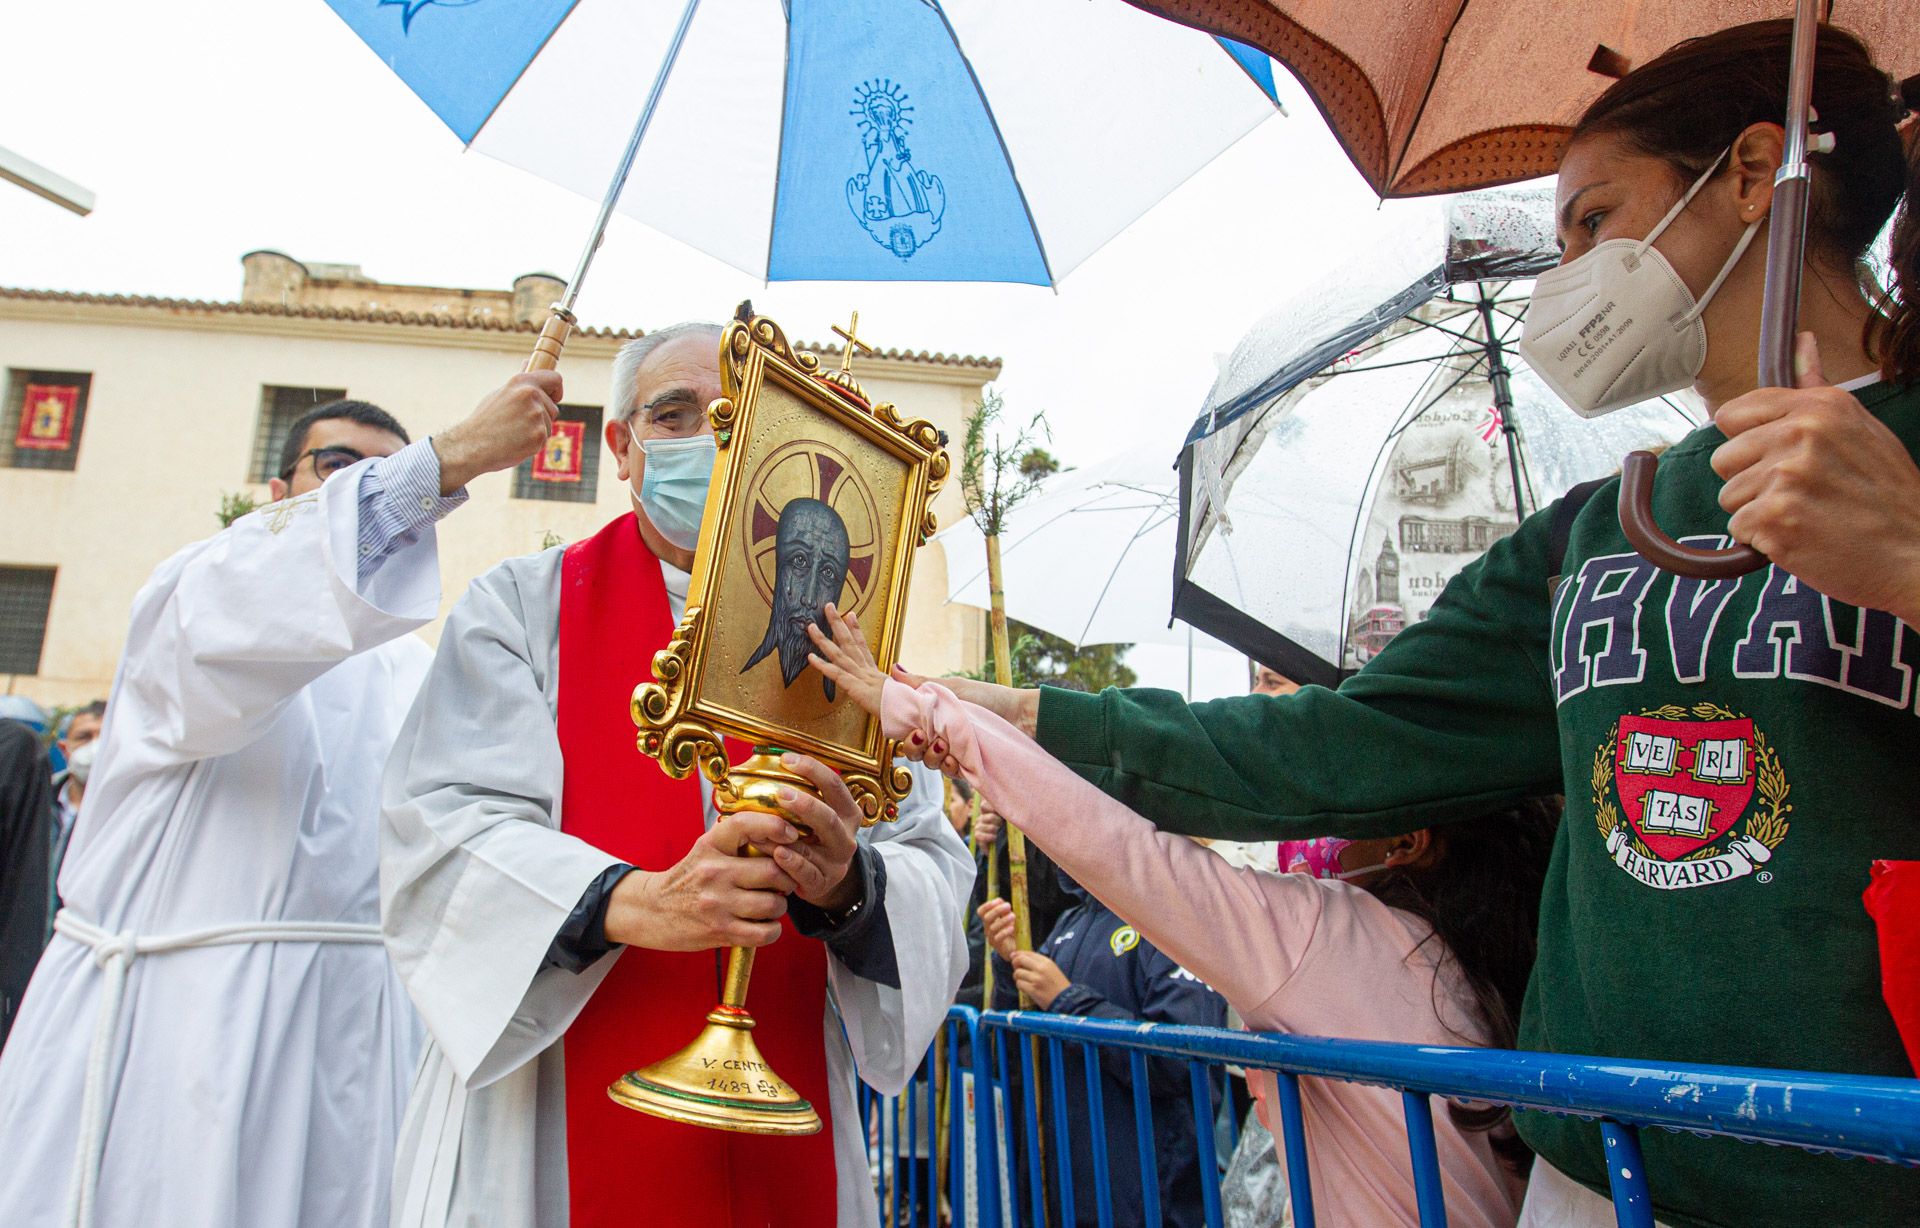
[609,321,724,423]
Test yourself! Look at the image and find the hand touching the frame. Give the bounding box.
[805,603,887,717]
[808,601,1035,778]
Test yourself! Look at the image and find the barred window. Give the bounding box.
[251,386,348,483]
[512,404,604,503]
[0,566,56,675]
[1,370,93,471]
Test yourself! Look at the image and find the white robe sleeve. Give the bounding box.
[829,761,973,1095]
[115,450,443,766]
[379,551,625,1089]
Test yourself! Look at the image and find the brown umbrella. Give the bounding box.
[1125,0,1915,576]
[1123,0,1908,197]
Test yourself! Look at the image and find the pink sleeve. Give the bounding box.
[881,679,1323,1013]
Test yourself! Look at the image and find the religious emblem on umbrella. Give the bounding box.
[379,0,480,35]
[845,79,946,260]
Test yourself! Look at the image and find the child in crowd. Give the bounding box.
[810,607,1557,1227]
[980,869,1227,1228]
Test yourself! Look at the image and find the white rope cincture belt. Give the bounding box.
[51,908,384,1228]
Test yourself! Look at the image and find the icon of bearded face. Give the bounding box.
[742,498,851,701]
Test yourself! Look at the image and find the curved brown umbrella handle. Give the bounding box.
[1614,0,1816,583]
[1618,452,1766,579]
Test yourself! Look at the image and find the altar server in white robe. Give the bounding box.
[382,323,973,1228]
[0,378,561,1228]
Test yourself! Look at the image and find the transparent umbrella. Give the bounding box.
[939,432,1193,649]
[1174,188,1702,686]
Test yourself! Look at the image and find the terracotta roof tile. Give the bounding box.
[0,286,1002,370]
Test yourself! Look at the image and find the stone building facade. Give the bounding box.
[0,253,996,705]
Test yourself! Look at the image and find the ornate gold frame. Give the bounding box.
[630,313,948,822]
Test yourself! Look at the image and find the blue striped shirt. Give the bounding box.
[355,438,467,584]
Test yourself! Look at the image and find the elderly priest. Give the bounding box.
[381,322,972,1228]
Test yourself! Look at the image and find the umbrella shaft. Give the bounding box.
[559,0,704,313]
[1476,292,1525,524]
[1758,0,1819,389]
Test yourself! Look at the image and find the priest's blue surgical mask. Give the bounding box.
[632,432,716,552]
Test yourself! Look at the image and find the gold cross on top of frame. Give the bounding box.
[831,311,875,374]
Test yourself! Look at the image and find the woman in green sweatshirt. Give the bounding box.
[905,21,1920,1228]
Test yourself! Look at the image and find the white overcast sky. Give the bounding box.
[0,0,1447,696]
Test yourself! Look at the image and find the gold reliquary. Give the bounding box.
[630,310,948,820]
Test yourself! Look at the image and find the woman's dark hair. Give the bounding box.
[1367,795,1562,1173]
[1571,19,1920,382]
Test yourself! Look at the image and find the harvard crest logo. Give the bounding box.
[1591,703,1793,890]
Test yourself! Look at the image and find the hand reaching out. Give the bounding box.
[883,666,1040,775]
[809,605,1038,778]
[806,603,886,716]
[894,670,1040,737]
[808,604,971,773]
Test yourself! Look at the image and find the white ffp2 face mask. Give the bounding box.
[1519,150,1761,418]
[65,739,97,784]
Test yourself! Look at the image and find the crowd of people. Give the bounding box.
[0,16,1917,1228]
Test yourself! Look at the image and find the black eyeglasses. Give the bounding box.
[280,446,367,482]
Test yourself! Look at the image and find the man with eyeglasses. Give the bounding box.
[382,324,971,1228]
[273,399,403,491]
[0,373,561,1228]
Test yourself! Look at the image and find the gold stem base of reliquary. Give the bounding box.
[606,749,823,1136]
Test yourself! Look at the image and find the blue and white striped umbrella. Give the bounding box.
[325,0,1283,287]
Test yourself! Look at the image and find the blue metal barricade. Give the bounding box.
[865,1005,1920,1228]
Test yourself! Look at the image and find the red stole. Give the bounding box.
[557,514,838,1227]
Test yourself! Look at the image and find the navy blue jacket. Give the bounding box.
[1039,870,1227,1228]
